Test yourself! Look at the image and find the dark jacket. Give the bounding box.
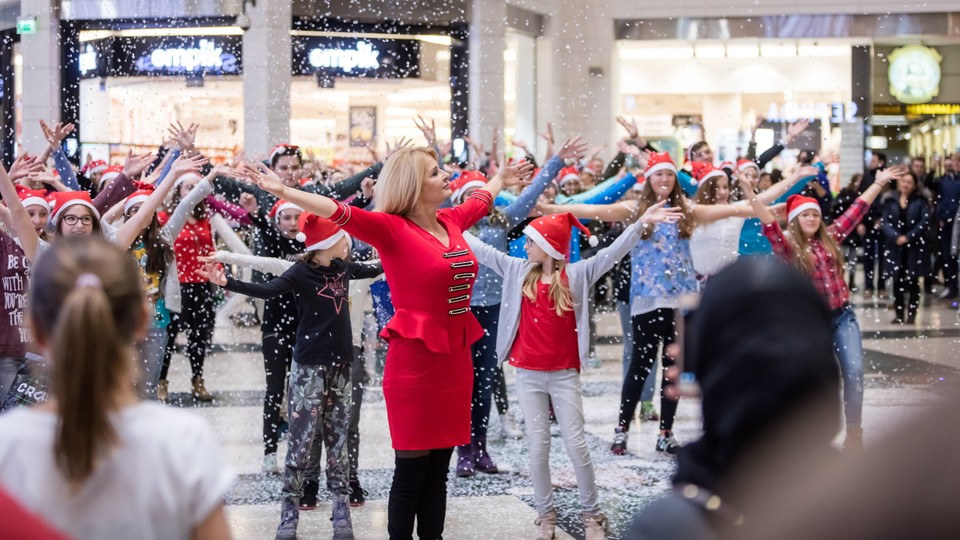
[881,193,931,277]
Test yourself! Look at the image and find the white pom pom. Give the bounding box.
[295,232,306,242]
[588,235,599,247]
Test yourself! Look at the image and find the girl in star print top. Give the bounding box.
[198,212,382,540]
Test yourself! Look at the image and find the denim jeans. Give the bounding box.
[832,306,864,427]
[137,327,168,400]
[0,356,22,406]
[617,301,656,402]
[515,367,600,516]
[468,304,501,441]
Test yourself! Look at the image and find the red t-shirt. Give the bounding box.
[159,213,213,283]
[508,274,580,371]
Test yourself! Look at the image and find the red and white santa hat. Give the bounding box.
[523,212,597,260]
[689,162,727,185]
[557,166,581,187]
[82,160,108,176]
[269,143,301,164]
[268,199,304,222]
[14,185,51,211]
[737,158,760,173]
[123,182,156,214]
[644,152,677,179]
[50,191,101,224]
[786,194,821,223]
[97,165,123,189]
[295,212,347,252]
[449,170,488,204]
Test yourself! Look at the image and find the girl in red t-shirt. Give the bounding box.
[464,205,680,540]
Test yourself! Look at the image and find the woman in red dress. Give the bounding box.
[247,147,532,539]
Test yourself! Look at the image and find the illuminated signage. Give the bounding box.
[76,34,242,78]
[78,45,98,76]
[309,42,381,72]
[888,45,942,104]
[292,36,419,78]
[875,103,960,116]
[765,101,858,124]
[140,39,233,72]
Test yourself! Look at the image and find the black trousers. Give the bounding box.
[160,282,216,380]
[894,267,920,320]
[862,230,886,293]
[388,448,454,540]
[619,308,678,432]
[262,332,294,455]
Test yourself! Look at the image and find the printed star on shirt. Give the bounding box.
[316,272,348,314]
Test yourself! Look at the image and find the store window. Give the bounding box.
[290,32,452,166]
[504,29,536,158]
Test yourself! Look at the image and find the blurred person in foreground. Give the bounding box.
[625,256,842,539]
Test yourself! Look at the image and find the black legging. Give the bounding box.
[160,282,216,380]
[388,448,454,540]
[262,332,294,455]
[619,308,678,432]
[893,267,920,321]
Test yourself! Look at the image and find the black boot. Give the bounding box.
[387,454,429,540]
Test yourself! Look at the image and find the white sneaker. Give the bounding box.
[262,452,279,474]
[500,409,524,439]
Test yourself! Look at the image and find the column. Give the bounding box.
[19,0,61,151]
[243,0,291,157]
[468,0,506,152]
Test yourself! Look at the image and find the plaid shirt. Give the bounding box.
[763,199,869,311]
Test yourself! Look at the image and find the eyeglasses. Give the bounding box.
[63,215,94,226]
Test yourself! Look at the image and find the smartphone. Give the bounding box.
[674,293,701,398]
[451,138,468,163]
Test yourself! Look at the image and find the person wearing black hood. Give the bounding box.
[624,256,842,540]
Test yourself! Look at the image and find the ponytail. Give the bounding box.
[51,284,131,487]
[28,237,146,490]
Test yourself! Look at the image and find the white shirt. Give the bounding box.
[0,402,234,540]
[690,212,746,277]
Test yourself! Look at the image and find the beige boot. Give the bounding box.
[582,512,608,540]
[191,376,213,402]
[157,379,169,403]
[534,509,557,540]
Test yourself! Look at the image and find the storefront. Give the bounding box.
[0,29,19,167]
[61,17,468,166]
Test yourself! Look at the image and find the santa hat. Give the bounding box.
[295,212,347,252]
[719,161,735,172]
[737,159,760,173]
[14,185,51,211]
[96,165,123,189]
[50,191,101,224]
[644,152,677,179]
[123,182,156,214]
[82,160,108,176]
[786,194,821,223]
[269,143,301,164]
[172,171,203,191]
[449,170,488,204]
[523,212,597,260]
[690,162,727,185]
[557,166,581,188]
[268,199,304,221]
[580,164,599,177]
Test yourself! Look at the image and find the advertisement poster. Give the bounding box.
[349,106,376,147]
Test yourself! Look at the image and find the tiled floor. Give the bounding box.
[162,288,960,540]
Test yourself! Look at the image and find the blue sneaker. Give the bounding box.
[331,493,355,540]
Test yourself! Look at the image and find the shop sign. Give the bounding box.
[293,36,419,78]
[765,101,858,124]
[888,45,942,105]
[874,103,960,116]
[76,34,243,78]
[16,17,37,35]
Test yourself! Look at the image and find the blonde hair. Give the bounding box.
[785,218,845,277]
[521,259,573,316]
[374,147,438,215]
[28,237,146,490]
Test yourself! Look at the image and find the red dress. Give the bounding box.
[329,191,492,450]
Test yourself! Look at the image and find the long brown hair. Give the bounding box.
[632,172,695,239]
[133,214,173,278]
[28,237,146,489]
[785,218,844,276]
[521,258,573,316]
[694,176,725,205]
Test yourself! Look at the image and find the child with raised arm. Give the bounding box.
[750,166,903,452]
[199,212,381,540]
[463,204,681,540]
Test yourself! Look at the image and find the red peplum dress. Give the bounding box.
[329,190,492,450]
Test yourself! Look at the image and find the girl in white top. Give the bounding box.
[0,236,234,540]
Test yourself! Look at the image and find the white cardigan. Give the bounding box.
[463,220,648,368]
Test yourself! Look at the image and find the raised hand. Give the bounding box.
[617,140,640,157]
[783,119,810,145]
[169,154,209,178]
[794,165,819,179]
[197,262,228,287]
[122,150,157,179]
[616,116,639,140]
[638,200,684,226]
[239,192,259,215]
[364,141,381,162]
[510,138,529,152]
[8,154,45,183]
[249,162,286,196]
[876,165,905,187]
[361,177,375,199]
[497,160,535,189]
[555,137,588,161]
[413,115,437,147]
[202,162,241,184]
[385,136,413,159]
[40,120,75,149]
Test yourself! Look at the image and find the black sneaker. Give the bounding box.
[656,432,681,455]
[299,479,319,510]
[348,479,367,507]
[610,427,628,455]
